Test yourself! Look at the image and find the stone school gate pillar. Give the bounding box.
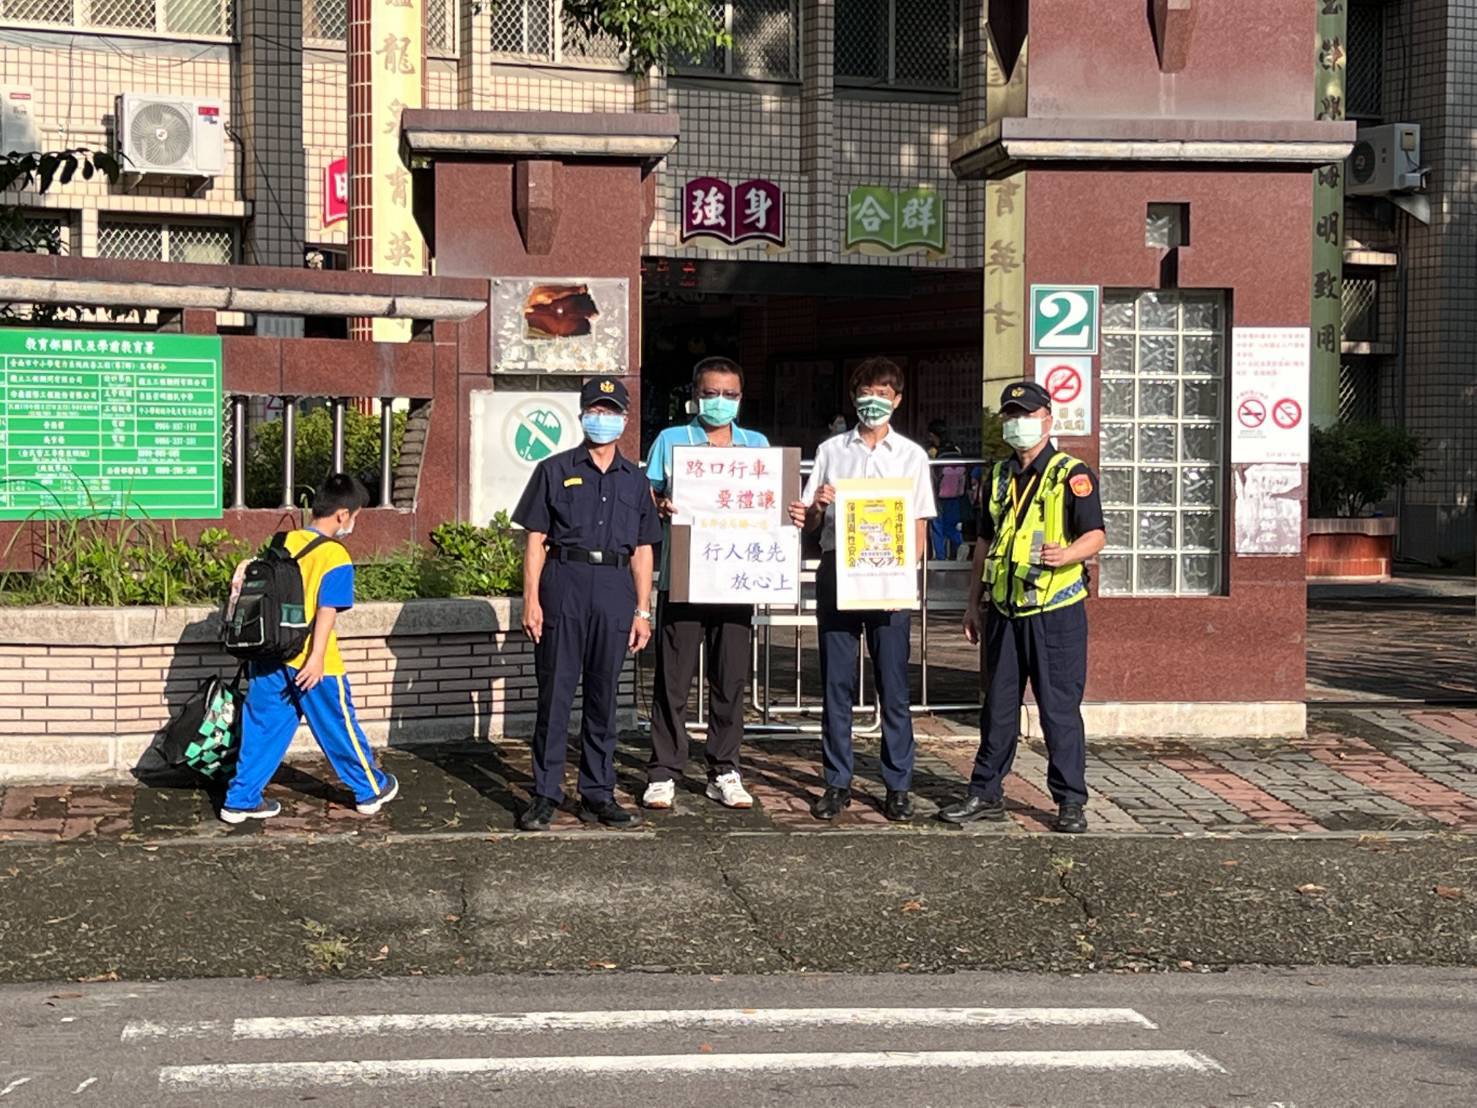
[951,2,1355,736]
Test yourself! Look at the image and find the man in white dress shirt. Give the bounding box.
[788,357,936,822]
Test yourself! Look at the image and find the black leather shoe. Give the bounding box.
[937,794,1007,824]
[883,789,915,822]
[810,786,852,820]
[1054,802,1088,834]
[518,795,557,831]
[579,797,644,829]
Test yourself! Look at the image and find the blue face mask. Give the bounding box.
[582,411,625,444]
[698,396,740,427]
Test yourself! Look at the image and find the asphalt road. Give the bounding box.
[1,968,1473,1106]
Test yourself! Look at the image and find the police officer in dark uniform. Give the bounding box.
[512,376,661,831]
[940,381,1106,834]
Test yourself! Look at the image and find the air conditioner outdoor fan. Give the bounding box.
[130,101,194,168]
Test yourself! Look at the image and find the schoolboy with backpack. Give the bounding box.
[217,473,398,824]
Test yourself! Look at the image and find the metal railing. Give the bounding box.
[637,455,991,735]
[226,395,403,511]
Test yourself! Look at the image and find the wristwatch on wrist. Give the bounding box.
[634,608,653,621]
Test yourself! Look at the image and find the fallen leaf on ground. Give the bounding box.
[77,972,118,983]
[698,1043,714,1053]
[1434,885,1465,901]
[900,899,924,913]
[588,960,618,970]
[1221,859,1240,867]
[1297,883,1327,896]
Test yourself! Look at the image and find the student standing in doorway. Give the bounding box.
[643,357,770,811]
[788,357,936,822]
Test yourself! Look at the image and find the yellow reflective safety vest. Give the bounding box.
[983,451,1088,617]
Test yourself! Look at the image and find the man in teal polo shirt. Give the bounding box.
[643,357,769,811]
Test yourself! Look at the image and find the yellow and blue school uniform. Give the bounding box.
[225,529,391,809]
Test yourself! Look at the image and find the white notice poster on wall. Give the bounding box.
[1230,327,1311,464]
[1033,355,1093,437]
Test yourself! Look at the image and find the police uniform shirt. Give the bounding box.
[980,446,1106,545]
[513,445,663,554]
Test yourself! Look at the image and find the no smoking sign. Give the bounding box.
[1033,355,1093,437]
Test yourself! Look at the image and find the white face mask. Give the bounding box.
[1002,416,1046,451]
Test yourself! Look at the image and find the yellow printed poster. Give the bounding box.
[835,478,918,610]
[370,0,423,343]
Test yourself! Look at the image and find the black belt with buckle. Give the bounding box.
[549,545,630,568]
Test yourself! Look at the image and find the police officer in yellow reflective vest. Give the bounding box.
[940,381,1106,834]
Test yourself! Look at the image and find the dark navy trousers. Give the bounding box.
[970,600,1089,805]
[530,560,634,804]
[816,553,916,792]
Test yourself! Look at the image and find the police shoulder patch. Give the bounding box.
[1069,473,1094,497]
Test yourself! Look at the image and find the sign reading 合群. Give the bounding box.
[0,329,222,519]
[845,185,946,254]
[1029,285,1100,356]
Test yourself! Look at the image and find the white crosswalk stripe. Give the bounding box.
[127,1005,1226,1095]
[123,1005,1158,1041]
[160,1049,1225,1090]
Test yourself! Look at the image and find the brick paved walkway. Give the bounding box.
[2,707,1475,842]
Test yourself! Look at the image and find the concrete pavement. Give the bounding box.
[2,968,1474,1105]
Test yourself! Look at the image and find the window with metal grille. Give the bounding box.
[0,212,67,254]
[302,0,455,52]
[98,220,234,264]
[1346,0,1384,120]
[1339,359,1380,423]
[1,0,236,36]
[1098,290,1226,597]
[836,0,958,91]
[490,0,623,64]
[675,0,798,80]
[1341,273,1379,344]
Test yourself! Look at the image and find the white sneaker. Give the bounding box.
[355,774,399,816]
[706,772,754,810]
[642,780,676,810]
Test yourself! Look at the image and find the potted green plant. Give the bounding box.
[1306,422,1423,582]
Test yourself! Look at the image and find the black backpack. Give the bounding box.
[222,532,338,662]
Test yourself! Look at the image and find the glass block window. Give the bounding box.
[1098,290,1226,597]
[490,0,622,64]
[98,220,235,264]
[836,0,958,91]
[675,0,798,80]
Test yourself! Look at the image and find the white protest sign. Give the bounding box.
[834,478,918,610]
[671,445,800,606]
[1231,327,1310,464]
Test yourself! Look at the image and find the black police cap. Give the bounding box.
[999,380,1051,413]
[579,376,630,412]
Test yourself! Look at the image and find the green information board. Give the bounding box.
[0,329,222,519]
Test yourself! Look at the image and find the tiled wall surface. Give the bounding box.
[1350,0,1477,562]
[0,28,245,252]
[0,600,636,778]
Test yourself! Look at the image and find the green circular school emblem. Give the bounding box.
[513,408,563,462]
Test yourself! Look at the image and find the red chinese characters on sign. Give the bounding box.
[681,456,777,511]
[681,177,784,247]
[323,157,349,227]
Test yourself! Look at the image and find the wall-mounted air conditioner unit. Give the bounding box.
[115,93,225,181]
[1347,124,1424,196]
